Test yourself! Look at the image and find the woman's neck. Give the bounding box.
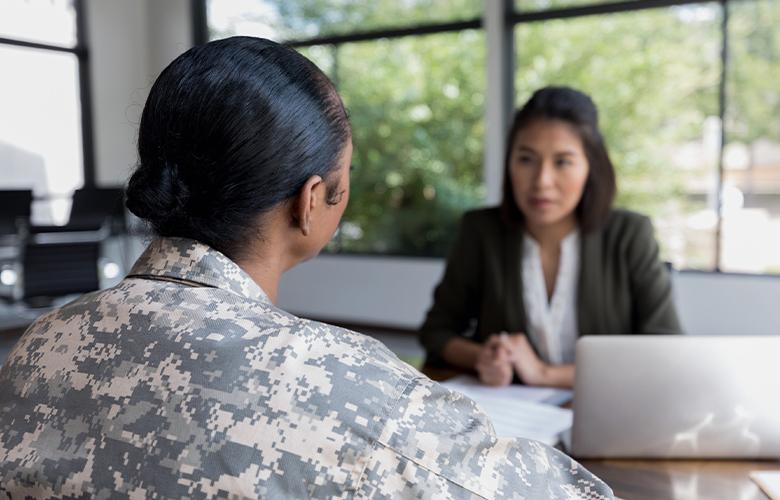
[235,232,298,305]
[526,216,578,250]
[235,254,285,304]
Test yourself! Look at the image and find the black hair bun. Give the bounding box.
[125,162,190,231]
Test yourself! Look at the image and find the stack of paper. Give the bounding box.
[441,375,573,445]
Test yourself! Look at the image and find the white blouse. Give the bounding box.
[521,230,580,365]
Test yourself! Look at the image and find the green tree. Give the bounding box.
[209,0,780,269]
[515,5,722,268]
[318,32,486,255]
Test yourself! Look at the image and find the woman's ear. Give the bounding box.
[291,175,323,236]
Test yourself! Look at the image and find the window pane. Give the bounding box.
[0,45,83,225]
[0,0,77,48]
[515,4,722,270]
[297,45,336,75]
[319,31,485,256]
[721,0,780,274]
[207,0,482,41]
[515,0,641,12]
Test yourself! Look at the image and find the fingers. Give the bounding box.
[477,337,513,386]
[476,361,512,387]
[486,333,513,361]
[477,332,536,386]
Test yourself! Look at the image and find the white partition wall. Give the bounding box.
[278,254,780,335]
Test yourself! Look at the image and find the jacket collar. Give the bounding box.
[503,222,605,335]
[127,237,270,304]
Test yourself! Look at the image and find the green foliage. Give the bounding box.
[515,0,642,11]
[276,0,482,37]
[210,0,780,267]
[307,32,487,256]
[515,5,723,268]
[209,0,482,41]
[727,0,780,143]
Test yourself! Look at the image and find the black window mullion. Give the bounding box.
[511,0,717,22]
[285,19,482,48]
[192,0,209,46]
[74,0,96,188]
[0,36,82,54]
[714,0,730,271]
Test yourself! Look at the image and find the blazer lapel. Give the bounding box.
[578,230,605,335]
[503,224,527,333]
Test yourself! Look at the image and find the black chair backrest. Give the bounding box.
[22,241,100,305]
[68,187,125,230]
[0,190,33,236]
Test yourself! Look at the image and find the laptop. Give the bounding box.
[571,335,780,459]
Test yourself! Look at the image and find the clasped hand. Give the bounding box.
[475,333,547,387]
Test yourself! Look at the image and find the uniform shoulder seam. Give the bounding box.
[353,376,490,499]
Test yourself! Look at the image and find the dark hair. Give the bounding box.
[125,36,351,260]
[500,86,616,233]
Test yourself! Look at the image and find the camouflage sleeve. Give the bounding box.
[358,376,614,499]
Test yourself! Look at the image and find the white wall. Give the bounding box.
[278,254,780,335]
[673,272,780,335]
[278,255,445,328]
[87,0,192,187]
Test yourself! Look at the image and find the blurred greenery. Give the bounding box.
[726,0,780,144]
[304,32,486,256]
[515,4,722,269]
[720,0,780,273]
[208,0,481,41]
[209,0,780,269]
[514,0,642,12]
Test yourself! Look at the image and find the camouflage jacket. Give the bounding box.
[0,238,613,499]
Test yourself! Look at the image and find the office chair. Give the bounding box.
[0,190,33,303]
[21,240,100,307]
[69,187,126,232]
[0,190,32,238]
[30,187,126,234]
[20,188,114,306]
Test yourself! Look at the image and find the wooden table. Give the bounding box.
[580,459,775,499]
[422,365,777,500]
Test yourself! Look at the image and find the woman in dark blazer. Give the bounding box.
[419,86,682,389]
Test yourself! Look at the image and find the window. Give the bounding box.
[0,0,92,225]
[721,0,780,273]
[206,0,486,256]
[513,0,780,273]
[514,3,722,270]
[515,0,641,12]
[302,33,485,256]
[0,0,77,46]
[203,0,780,272]
[207,0,482,41]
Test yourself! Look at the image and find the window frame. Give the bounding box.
[193,0,778,276]
[193,0,488,259]
[511,0,731,271]
[0,0,96,189]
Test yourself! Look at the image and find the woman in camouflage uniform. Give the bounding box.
[0,37,613,499]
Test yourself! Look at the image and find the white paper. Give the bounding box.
[441,375,573,445]
[751,471,780,500]
[441,375,572,405]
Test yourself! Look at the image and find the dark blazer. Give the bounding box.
[419,207,682,364]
